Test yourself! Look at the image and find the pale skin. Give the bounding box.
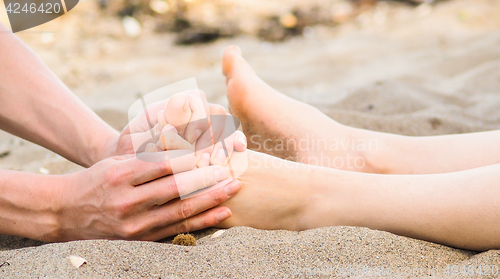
[3,18,498,251]
[219,46,500,175]
[158,46,499,251]
[130,47,500,250]
[213,46,500,251]
[0,23,247,242]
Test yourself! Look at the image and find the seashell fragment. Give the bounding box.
[69,255,87,268]
[210,230,225,238]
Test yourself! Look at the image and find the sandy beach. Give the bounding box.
[1,0,500,277]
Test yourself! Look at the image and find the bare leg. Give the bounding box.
[217,150,500,251]
[222,46,500,174]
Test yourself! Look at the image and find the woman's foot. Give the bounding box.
[222,46,375,172]
[215,150,343,231]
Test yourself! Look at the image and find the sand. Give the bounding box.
[1,0,500,278]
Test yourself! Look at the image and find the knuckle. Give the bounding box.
[201,216,213,229]
[212,189,227,205]
[105,165,129,186]
[165,176,179,196]
[169,94,188,110]
[157,160,172,175]
[175,219,191,234]
[178,201,194,219]
[119,223,142,239]
[202,167,213,187]
[115,200,134,218]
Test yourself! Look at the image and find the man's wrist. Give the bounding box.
[0,171,66,242]
[83,128,121,166]
[40,174,66,242]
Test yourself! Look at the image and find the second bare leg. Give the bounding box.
[222,46,500,174]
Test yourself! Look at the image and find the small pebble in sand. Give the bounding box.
[172,234,196,246]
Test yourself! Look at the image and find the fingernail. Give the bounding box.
[212,148,227,166]
[235,46,242,55]
[214,167,229,182]
[216,209,231,223]
[224,180,241,197]
[236,134,247,148]
[188,129,202,143]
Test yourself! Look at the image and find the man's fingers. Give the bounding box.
[209,103,227,116]
[132,175,181,208]
[143,207,232,241]
[164,93,192,137]
[128,99,168,133]
[193,111,228,167]
[126,150,196,185]
[139,179,241,234]
[129,124,161,153]
[210,142,230,166]
[211,130,247,165]
[234,131,247,152]
[209,113,240,165]
[174,165,231,198]
[119,154,171,186]
[208,104,228,145]
[194,129,216,167]
[132,165,235,209]
[184,90,210,144]
[156,124,193,152]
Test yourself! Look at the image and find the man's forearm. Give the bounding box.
[0,23,118,167]
[0,170,64,241]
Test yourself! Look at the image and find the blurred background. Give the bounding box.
[0,0,499,174]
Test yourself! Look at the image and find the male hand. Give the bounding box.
[100,90,247,166]
[55,152,241,241]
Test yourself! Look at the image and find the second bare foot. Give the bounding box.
[222,46,376,172]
